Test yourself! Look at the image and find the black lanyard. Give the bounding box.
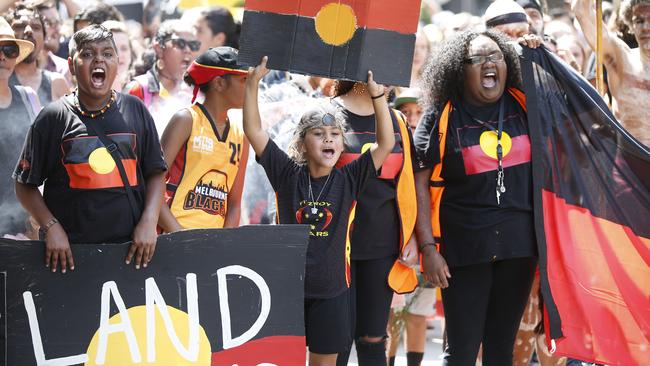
[462,98,507,205]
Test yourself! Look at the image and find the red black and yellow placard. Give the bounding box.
[0,226,309,365]
[239,0,422,86]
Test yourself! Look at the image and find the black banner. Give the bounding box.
[0,225,309,365]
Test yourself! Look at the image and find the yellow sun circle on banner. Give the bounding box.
[479,130,512,159]
[314,3,357,46]
[89,147,116,174]
[85,305,212,365]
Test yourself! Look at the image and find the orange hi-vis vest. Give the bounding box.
[368,110,417,294]
[428,88,527,242]
[166,104,244,229]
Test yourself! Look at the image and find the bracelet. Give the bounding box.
[370,92,385,100]
[40,217,59,236]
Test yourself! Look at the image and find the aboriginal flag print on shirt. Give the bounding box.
[454,99,531,176]
[62,133,138,189]
[239,0,422,86]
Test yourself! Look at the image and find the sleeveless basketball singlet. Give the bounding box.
[166,104,244,228]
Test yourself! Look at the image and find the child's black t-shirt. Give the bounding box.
[257,139,376,299]
[13,93,167,244]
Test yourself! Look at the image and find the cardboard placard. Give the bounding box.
[239,0,422,86]
[0,225,308,365]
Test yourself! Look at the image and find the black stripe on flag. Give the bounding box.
[239,11,415,86]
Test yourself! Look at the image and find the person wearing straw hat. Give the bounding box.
[5,3,69,106]
[158,46,249,232]
[13,24,167,273]
[573,0,650,148]
[0,16,38,239]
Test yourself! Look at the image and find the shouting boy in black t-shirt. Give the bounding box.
[13,25,167,273]
[243,56,395,366]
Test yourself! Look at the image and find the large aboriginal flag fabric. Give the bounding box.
[521,47,650,365]
[239,0,422,86]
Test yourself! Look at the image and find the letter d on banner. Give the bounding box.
[217,265,271,349]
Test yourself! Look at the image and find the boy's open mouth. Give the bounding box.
[91,68,106,88]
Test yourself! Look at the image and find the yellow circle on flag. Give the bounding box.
[315,3,357,46]
[479,130,512,159]
[89,147,116,174]
[85,305,212,365]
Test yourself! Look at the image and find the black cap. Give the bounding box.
[187,47,248,102]
[193,46,247,72]
[517,0,543,15]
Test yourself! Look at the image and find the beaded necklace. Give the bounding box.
[74,90,116,118]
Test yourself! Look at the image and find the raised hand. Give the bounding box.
[366,70,385,98]
[518,34,542,49]
[247,56,270,86]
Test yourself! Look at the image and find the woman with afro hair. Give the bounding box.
[412,29,540,365]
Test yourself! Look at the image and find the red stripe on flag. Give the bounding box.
[337,152,403,179]
[542,190,650,365]
[244,0,419,34]
[65,159,138,189]
[461,135,531,175]
[211,335,305,365]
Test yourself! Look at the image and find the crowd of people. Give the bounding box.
[0,0,648,365]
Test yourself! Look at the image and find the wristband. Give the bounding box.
[40,217,59,236]
[370,92,385,100]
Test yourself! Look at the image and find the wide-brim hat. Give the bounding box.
[0,17,34,64]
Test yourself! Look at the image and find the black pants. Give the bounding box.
[442,257,537,366]
[337,256,396,366]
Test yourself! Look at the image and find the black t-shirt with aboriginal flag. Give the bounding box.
[257,140,376,299]
[414,92,537,268]
[13,93,167,244]
[336,109,417,260]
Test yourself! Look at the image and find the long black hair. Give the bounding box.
[421,29,521,115]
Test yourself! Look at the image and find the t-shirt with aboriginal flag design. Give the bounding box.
[257,139,376,299]
[13,93,167,244]
[413,93,537,268]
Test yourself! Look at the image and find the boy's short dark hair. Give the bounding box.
[68,24,117,57]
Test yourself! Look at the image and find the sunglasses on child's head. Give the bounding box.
[166,38,201,52]
[0,42,19,59]
[321,113,336,126]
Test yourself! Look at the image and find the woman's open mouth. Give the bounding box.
[91,68,106,88]
[482,71,497,89]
